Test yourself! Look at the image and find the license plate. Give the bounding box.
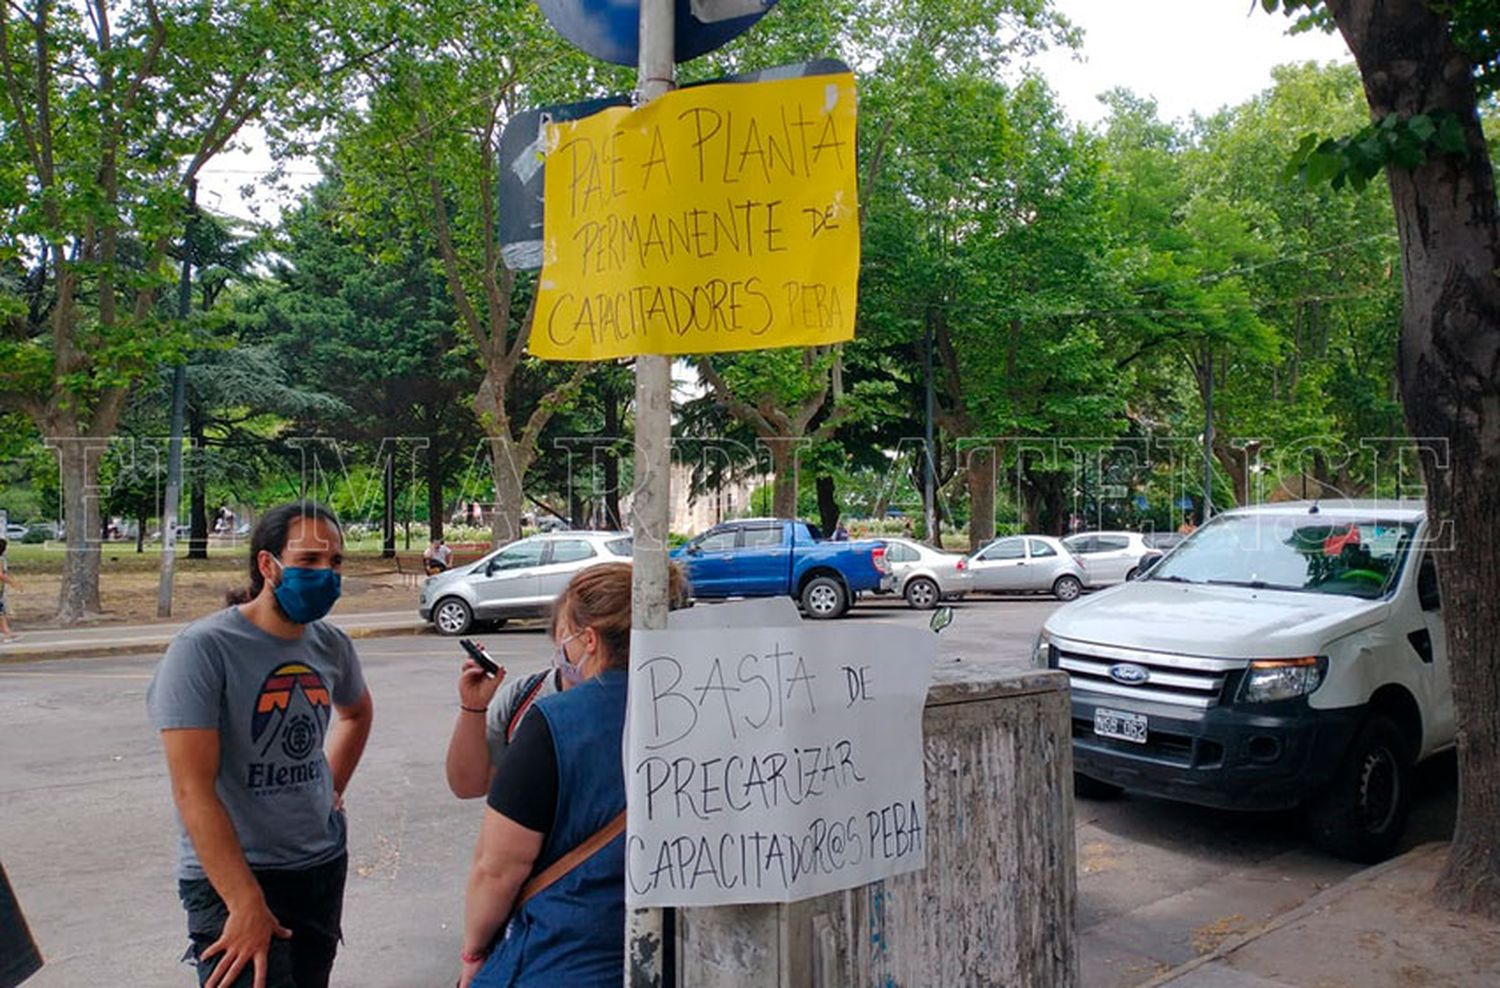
[1094,708,1147,744]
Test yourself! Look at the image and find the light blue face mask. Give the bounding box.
[271,557,342,624]
[552,631,589,686]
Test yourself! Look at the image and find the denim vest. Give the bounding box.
[474,669,628,988]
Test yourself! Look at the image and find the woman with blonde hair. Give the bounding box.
[456,562,684,987]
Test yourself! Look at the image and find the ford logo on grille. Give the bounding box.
[1108,662,1151,685]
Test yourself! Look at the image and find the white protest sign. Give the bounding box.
[625,621,936,907]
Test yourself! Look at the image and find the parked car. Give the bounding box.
[1062,530,1159,586]
[671,518,893,619]
[876,537,973,609]
[1036,500,1449,862]
[419,531,633,635]
[1144,531,1186,552]
[4,523,27,540]
[967,535,1088,601]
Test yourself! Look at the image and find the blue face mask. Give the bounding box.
[270,558,342,624]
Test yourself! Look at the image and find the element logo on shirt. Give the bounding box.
[251,662,332,758]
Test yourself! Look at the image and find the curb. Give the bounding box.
[0,620,433,665]
[1137,842,1448,987]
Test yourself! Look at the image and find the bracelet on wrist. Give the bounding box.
[460,704,487,714]
[460,948,488,964]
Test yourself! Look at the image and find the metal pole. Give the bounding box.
[1203,349,1214,523]
[924,312,937,545]
[156,179,196,618]
[628,3,674,986]
[382,452,396,558]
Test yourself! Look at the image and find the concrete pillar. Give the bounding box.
[679,668,1077,987]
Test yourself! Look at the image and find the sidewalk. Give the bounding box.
[0,608,430,662]
[1147,842,1500,987]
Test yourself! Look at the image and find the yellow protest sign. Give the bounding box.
[529,72,859,361]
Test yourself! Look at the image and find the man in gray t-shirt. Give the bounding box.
[150,503,372,988]
[148,606,366,878]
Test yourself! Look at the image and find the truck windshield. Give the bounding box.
[1149,515,1418,600]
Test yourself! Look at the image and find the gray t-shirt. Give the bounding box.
[484,669,560,768]
[147,606,367,880]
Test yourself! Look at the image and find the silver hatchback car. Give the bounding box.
[1061,530,1159,586]
[880,537,974,609]
[966,535,1087,601]
[418,531,632,636]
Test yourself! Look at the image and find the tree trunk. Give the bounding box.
[489,438,529,546]
[569,489,585,530]
[187,413,208,560]
[1331,0,1500,919]
[135,514,146,554]
[55,439,104,623]
[967,445,998,552]
[1211,435,1255,506]
[764,437,799,519]
[382,452,396,559]
[427,439,445,542]
[1022,469,1069,536]
[815,475,840,535]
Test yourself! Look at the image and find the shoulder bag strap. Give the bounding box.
[504,671,552,743]
[514,810,627,910]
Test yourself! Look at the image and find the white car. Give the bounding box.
[879,537,973,609]
[419,531,632,635]
[968,535,1087,601]
[1062,530,1159,586]
[1037,501,1450,863]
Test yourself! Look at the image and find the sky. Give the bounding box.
[1031,0,1351,126]
[197,0,1354,223]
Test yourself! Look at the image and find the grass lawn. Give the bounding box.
[1,540,420,628]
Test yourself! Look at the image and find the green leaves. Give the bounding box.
[1284,110,1472,192]
[1261,0,1498,96]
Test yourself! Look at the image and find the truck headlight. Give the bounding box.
[1240,657,1325,703]
[1031,631,1054,669]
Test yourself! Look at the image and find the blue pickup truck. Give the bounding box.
[671,518,893,619]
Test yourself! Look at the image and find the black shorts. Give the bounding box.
[177,853,347,988]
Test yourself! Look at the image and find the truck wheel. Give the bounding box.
[432,597,473,637]
[801,576,849,619]
[1074,773,1124,800]
[904,577,940,610]
[1053,575,1083,601]
[1307,716,1413,863]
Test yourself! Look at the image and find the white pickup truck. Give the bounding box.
[1035,501,1451,862]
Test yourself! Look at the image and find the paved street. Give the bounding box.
[0,595,1455,987]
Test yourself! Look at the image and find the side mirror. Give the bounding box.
[1132,553,1162,579]
[1418,560,1441,611]
[686,545,702,556]
[930,606,954,634]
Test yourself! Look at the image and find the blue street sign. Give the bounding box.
[497,94,631,270]
[536,0,779,66]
